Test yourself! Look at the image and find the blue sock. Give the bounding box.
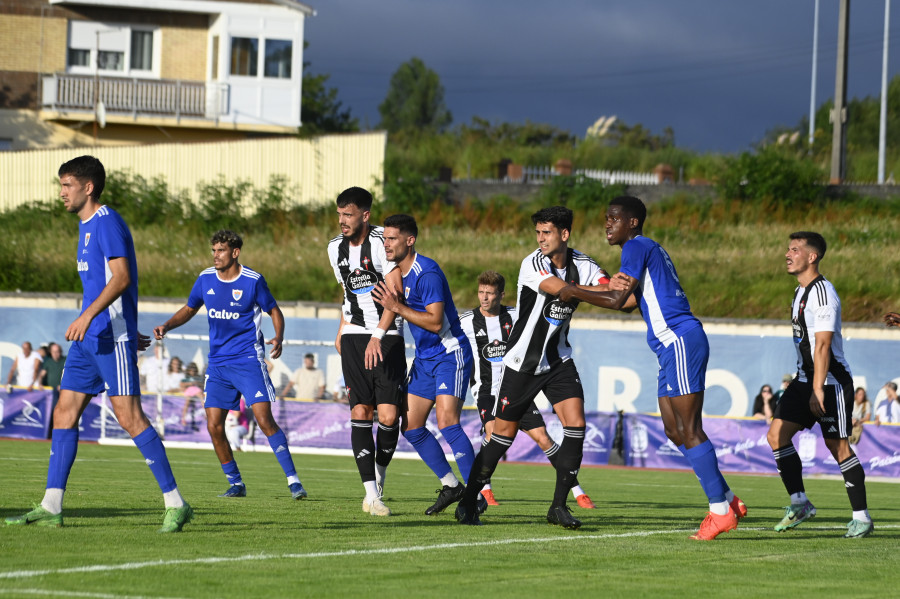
[133,426,177,493]
[440,424,475,483]
[685,440,727,503]
[46,428,79,489]
[266,429,297,478]
[403,426,452,479]
[222,460,243,486]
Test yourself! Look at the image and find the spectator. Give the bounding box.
[179,362,204,430]
[225,397,250,451]
[773,374,792,404]
[282,353,326,400]
[849,387,871,445]
[164,357,184,393]
[332,375,349,404]
[38,342,67,435]
[874,382,900,425]
[140,343,170,394]
[752,384,775,420]
[6,341,43,392]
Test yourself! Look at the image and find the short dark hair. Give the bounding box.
[58,155,105,199]
[336,187,373,211]
[304,353,315,360]
[384,214,418,238]
[211,229,243,250]
[477,270,505,293]
[789,231,826,262]
[609,196,647,229]
[531,206,573,232]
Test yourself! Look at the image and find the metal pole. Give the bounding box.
[830,0,850,184]
[878,0,891,184]
[810,0,820,148]
[93,30,99,143]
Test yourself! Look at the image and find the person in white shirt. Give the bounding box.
[6,341,43,391]
[874,382,900,425]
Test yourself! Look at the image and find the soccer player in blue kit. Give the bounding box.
[5,156,192,532]
[154,230,307,500]
[558,196,746,540]
[371,214,478,515]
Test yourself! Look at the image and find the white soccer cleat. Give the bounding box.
[363,496,391,517]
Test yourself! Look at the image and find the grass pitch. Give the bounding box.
[1,438,897,598]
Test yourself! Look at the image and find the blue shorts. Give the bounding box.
[204,359,276,411]
[656,326,709,398]
[407,347,472,401]
[61,337,140,397]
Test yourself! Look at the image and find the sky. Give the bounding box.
[302,0,900,153]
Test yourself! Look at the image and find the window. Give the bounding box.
[230,37,258,76]
[264,39,292,78]
[98,51,124,71]
[130,30,153,71]
[68,48,90,67]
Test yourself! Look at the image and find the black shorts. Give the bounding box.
[494,360,583,424]
[773,378,853,440]
[477,393,546,431]
[341,334,406,409]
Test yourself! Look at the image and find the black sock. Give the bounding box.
[375,422,400,470]
[772,444,805,496]
[462,434,513,506]
[544,442,580,490]
[350,419,376,483]
[839,454,868,511]
[552,427,584,507]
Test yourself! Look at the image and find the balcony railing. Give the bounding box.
[41,73,229,122]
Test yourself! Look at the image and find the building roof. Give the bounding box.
[49,0,316,17]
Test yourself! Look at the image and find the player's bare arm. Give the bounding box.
[558,272,639,311]
[266,305,285,360]
[883,312,900,327]
[66,256,131,342]
[335,317,345,354]
[809,330,833,419]
[154,305,200,339]
[365,267,402,369]
[372,281,445,333]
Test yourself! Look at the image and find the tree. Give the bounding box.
[300,45,359,137]
[378,57,452,134]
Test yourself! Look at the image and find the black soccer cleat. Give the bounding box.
[425,484,466,515]
[547,504,582,530]
[476,492,488,515]
[455,500,483,526]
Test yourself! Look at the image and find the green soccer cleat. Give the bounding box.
[4,504,63,527]
[158,503,193,533]
[844,519,874,538]
[774,500,816,532]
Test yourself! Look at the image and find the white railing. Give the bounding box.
[41,73,228,121]
[520,166,659,185]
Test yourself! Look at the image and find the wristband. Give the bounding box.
[371,328,386,340]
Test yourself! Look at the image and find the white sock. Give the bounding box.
[375,463,387,489]
[363,480,379,499]
[725,489,735,503]
[709,500,730,516]
[287,474,300,485]
[790,491,808,505]
[482,483,492,492]
[163,488,185,509]
[440,472,460,488]
[41,488,65,514]
[853,509,871,523]
[570,484,585,498]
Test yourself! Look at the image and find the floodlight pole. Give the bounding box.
[830,0,850,184]
[878,0,891,184]
[809,0,819,149]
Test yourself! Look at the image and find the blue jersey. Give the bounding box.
[619,236,701,353]
[187,265,277,366]
[77,206,139,342]
[402,253,467,360]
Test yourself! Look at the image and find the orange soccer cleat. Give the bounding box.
[481,488,500,506]
[689,508,738,541]
[575,493,597,509]
[729,495,748,520]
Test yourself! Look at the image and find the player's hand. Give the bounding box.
[371,281,401,312]
[65,313,92,342]
[153,325,168,340]
[365,336,384,370]
[267,336,283,359]
[883,312,900,327]
[610,272,631,291]
[558,284,576,303]
[809,388,826,419]
[137,332,152,351]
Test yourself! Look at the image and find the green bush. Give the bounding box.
[717,147,826,205]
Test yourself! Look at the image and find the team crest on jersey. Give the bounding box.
[345,268,381,295]
[482,339,507,363]
[500,396,509,412]
[84,233,91,247]
[232,289,243,301]
[543,299,574,326]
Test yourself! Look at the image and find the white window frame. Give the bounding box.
[227,35,295,82]
[66,21,161,79]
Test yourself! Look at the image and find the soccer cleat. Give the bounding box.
[424,484,466,515]
[362,496,391,517]
[289,482,308,500]
[547,504,582,530]
[575,493,597,509]
[689,508,738,540]
[455,500,483,526]
[844,519,874,538]
[4,504,63,528]
[481,488,499,506]
[729,495,748,519]
[218,484,247,498]
[158,503,193,533]
[774,501,816,532]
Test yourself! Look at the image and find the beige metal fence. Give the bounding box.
[0,132,386,212]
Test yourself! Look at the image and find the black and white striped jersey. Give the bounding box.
[792,274,852,386]
[327,225,403,336]
[503,248,609,375]
[459,305,516,400]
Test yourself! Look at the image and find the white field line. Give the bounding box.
[0,590,188,599]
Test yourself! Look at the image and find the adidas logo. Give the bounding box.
[475,329,487,337]
[254,391,263,398]
[827,425,837,433]
[207,288,215,295]
[454,452,466,459]
[145,458,155,466]
[438,383,448,390]
[338,258,350,266]
[845,481,855,488]
[356,449,371,459]
[381,448,394,454]
[275,445,287,453]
